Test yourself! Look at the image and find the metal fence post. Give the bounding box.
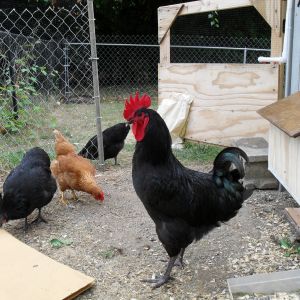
[87,0,105,168]
[243,48,247,64]
[63,42,70,102]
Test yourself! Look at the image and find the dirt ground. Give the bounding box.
[1,157,300,300]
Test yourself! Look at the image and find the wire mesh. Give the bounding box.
[0,5,271,173]
[0,4,98,173]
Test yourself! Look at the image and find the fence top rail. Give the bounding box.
[66,42,271,52]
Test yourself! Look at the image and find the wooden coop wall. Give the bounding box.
[158,63,278,146]
[158,0,285,146]
[268,125,300,204]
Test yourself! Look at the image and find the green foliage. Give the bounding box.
[279,237,300,257]
[0,150,25,169]
[208,11,219,28]
[50,238,73,249]
[0,53,58,134]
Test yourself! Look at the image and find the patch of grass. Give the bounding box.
[174,141,223,164]
[0,150,25,170]
[1,98,221,173]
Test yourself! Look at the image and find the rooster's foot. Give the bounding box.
[31,209,48,224]
[141,275,173,288]
[174,248,185,269]
[142,256,177,288]
[174,257,185,269]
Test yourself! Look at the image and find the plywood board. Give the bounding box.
[268,124,300,204]
[253,0,282,33]
[158,0,252,17]
[158,4,184,43]
[258,92,300,137]
[160,30,171,64]
[285,208,300,232]
[159,63,278,146]
[0,229,95,300]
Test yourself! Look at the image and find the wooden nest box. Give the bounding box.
[258,92,300,203]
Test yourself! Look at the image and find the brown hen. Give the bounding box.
[50,130,104,204]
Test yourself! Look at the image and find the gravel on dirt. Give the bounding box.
[1,162,300,300]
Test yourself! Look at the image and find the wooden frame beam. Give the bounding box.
[252,0,283,36]
[158,0,286,95]
[158,0,253,42]
[158,4,184,43]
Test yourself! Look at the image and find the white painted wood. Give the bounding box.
[158,63,278,146]
[269,124,300,204]
[291,2,300,94]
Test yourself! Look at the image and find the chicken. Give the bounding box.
[0,147,57,230]
[123,93,253,288]
[78,122,130,165]
[50,129,104,205]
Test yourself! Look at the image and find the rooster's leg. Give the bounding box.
[24,217,29,231]
[59,192,68,205]
[31,208,48,224]
[141,256,176,288]
[174,248,185,269]
[114,156,118,165]
[71,190,79,201]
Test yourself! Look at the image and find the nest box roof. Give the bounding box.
[257,92,300,138]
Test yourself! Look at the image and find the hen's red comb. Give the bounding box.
[123,92,151,121]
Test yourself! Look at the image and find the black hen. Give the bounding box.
[78,122,130,164]
[0,147,57,230]
[125,94,253,288]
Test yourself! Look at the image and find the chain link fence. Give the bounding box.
[0,3,100,173]
[0,4,271,173]
[66,35,270,101]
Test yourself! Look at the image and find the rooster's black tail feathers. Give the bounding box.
[213,147,248,179]
[212,147,253,201]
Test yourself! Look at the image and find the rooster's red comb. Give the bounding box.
[123,92,151,121]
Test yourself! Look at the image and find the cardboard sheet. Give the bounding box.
[0,229,95,300]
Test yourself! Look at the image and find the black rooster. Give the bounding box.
[0,147,57,230]
[123,93,253,288]
[78,122,130,165]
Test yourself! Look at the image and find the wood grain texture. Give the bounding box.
[160,30,171,64]
[158,63,278,146]
[158,4,184,43]
[269,124,300,204]
[258,92,300,137]
[159,0,252,17]
[253,0,282,33]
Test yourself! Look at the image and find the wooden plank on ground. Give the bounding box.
[228,269,300,298]
[258,92,300,137]
[285,208,300,232]
[158,63,278,146]
[0,229,95,300]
